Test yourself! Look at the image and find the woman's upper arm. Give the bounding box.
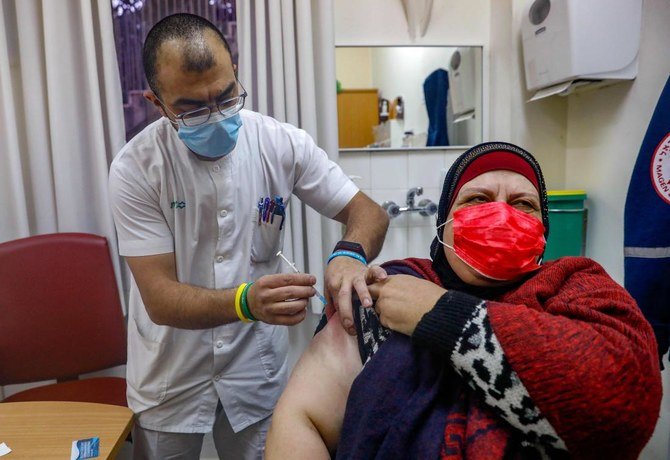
[266,312,362,457]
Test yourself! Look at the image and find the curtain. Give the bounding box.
[237,0,341,366]
[0,1,125,281]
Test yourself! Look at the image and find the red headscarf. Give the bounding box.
[448,151,541,210]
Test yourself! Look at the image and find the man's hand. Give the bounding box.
[325,258,387,335]
[247,273,317,325]
[367,275,446,336]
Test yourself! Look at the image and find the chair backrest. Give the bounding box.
[0,233,127,386]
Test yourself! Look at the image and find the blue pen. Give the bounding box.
[271,196,282,224]
[275,196,286,230]
[257,198,263,225]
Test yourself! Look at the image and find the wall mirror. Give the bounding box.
[336,46,483,151]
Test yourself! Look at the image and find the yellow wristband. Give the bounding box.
[235,283,251,323]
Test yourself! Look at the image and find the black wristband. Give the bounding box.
[333,240,367,261]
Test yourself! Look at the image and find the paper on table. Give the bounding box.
[0,443,12,456]
[71,437,100,459]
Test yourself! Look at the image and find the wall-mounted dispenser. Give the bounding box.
[448,47,477,122]
[521,0,642,101]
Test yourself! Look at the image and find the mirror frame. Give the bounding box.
[335,44,488,153]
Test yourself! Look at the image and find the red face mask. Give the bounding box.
[437,201,546,281]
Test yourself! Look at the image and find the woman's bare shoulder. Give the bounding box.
[307,311,362,372]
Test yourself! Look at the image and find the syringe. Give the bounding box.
[276,251,327,305]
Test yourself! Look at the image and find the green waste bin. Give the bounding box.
[544,190,587,261]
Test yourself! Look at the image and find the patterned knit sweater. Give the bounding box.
[336,257,661,459]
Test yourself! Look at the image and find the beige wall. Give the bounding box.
[489,0,567,189]
[335,0,489,46]
[335,48,373,88]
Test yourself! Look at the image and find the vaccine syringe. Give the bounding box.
[276,251,327,305]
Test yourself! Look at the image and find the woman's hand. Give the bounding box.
[367,275,446,336]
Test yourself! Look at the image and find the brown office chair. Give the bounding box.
[0,233,127,406]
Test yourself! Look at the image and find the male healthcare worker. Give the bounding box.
[108,13,388,460]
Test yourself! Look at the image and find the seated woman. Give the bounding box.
[265,142,662,459]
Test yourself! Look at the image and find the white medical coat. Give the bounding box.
[108,110,358,433]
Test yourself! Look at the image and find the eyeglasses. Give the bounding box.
[162,81,247,127]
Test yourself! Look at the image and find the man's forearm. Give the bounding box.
[142,278,239,329]
[337,193,389,261]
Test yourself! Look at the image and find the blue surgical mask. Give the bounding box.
[177,113,243,159]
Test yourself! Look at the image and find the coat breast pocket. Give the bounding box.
[250,207,285,263]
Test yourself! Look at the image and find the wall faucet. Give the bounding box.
[406,186,423,208]
[382,186,438,219]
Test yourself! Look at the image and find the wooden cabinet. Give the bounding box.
[337,89,378,148]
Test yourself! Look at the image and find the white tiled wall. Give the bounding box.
[338,148,466,263]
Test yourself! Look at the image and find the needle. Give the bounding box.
[276,251,327,305]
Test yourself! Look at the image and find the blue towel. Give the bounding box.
[423,68,450,147]
[624,75,670,364]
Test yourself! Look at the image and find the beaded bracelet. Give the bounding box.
[240,282,257,321]
[235,283,252,323]
[327,250,367,266]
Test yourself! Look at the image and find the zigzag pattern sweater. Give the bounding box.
[337,257,661,459]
